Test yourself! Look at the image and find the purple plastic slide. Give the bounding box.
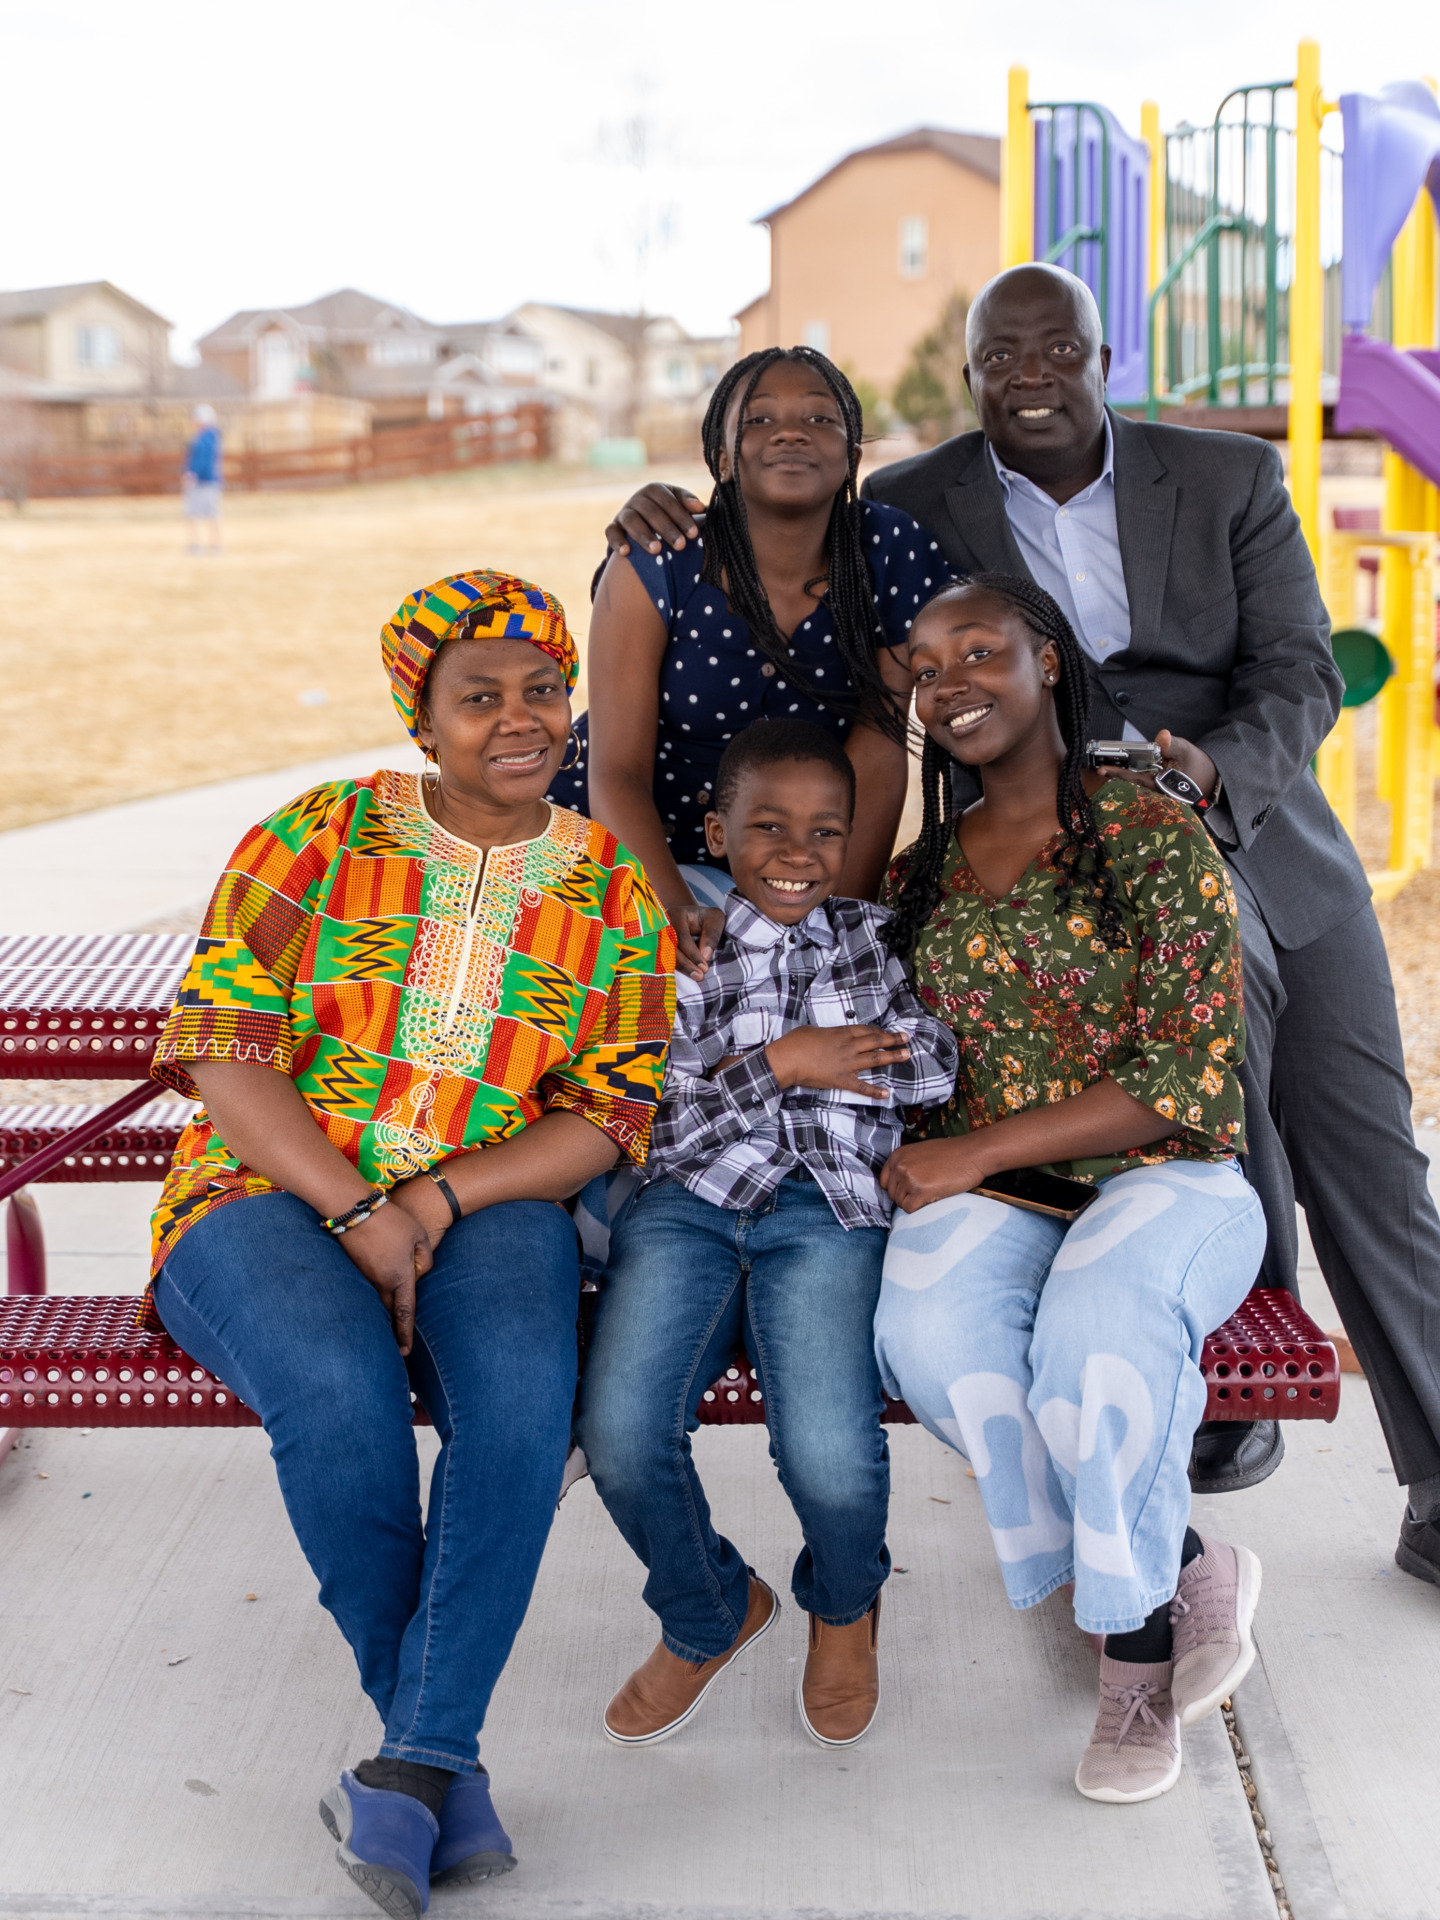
[1334,333,1440,491]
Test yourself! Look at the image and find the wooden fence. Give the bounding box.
[21,404,552,500]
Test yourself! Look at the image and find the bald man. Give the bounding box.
[603,266,1440,1586]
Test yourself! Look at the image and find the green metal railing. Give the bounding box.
[1147,82,1298,412]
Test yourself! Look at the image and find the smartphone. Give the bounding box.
[975,1166,1100,1221]
[1086,739,1161,773]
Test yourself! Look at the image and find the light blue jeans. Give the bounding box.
[874,1160,1266,1634]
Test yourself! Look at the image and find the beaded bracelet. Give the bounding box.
[322,1187,389,1237]
[428,1171,463,1224]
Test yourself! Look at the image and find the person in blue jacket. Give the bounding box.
[183,404,223,553]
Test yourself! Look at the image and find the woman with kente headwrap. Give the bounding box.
[145,572,675,1916]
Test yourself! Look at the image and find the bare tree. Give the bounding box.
[595,87,679,439]
[892,292,976,446]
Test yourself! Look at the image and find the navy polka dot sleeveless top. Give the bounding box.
[549,500,953,867]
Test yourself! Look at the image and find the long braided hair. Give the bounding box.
[884,573,1128,962]
[698,346,906,744]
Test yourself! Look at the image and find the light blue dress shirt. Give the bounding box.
[989,416,1142,735]
[989,417,1233,805]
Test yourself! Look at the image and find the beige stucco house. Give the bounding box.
[0,281,171,396]
[0,282,179,446]
[506,304,735,459]
[736,128,1001,394]
[196,289,547,437]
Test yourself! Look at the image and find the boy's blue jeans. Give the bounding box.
[577,1173,891,1661]
[153,1190,579,1771]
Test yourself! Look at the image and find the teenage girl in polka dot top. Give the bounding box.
[548,347,954,974]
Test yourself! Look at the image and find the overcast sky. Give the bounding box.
[1,0,1435,358]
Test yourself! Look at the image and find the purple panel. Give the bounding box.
[1340,83,1440,331]
[1032,105,1150,401]
[1334,333,1440,490]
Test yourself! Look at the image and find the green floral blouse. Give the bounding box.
[890,780,1247,1184]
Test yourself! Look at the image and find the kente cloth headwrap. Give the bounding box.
[381,570,579,739]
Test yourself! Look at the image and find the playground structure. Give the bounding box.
[1001,45,1440,901]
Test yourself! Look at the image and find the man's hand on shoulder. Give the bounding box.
[603,485,706,557]
[766,1024,910,1099]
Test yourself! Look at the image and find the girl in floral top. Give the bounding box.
[873,576,1266,1807]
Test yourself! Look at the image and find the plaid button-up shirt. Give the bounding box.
[647,892,959,1229]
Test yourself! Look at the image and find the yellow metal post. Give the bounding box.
[1288,38,1324,565]
[1141,101,1165,293]
[1002,66,1034,270]
[1376,187,1440,869]
[1142,100,1167,399]
[1315,535,1358,835]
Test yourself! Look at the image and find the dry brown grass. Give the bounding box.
[0,462,707,835]
[1,463,1435,1116]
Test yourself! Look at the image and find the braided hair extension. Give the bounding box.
[883,573,1128,962]
[698,347,906,744]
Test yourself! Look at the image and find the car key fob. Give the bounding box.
[1155,765,1210,810]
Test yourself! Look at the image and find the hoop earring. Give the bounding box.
[423,746,442,797]
[559,727,582,773]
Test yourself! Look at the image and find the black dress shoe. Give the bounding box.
[1396,1512,1440,1587]
[1188,1419,1285,1493]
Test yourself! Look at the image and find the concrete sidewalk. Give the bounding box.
[4,1151,1439,1920]
[3,756,1438,1917]
[0,743,424,934]
[0,1381,1433,1920]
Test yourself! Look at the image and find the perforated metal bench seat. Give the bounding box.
[0,933,1341,1437]
[0,932,193,1080]
[1,1287,1340,1431]
[0,1100,190,1185]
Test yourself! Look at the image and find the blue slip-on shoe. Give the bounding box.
[319,1770,439,1919]
[429,1766,518,1887]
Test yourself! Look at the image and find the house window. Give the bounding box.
[369,333,433,366]
[699,360,718,385]
[585,358,601,389]
[667,357,687,387]
[899,217,928,278]
[802,321,830,355]
[76,323,121,369]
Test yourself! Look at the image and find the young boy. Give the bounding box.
[577,719,958,1749]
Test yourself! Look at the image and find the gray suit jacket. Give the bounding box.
[862,408,1367,950]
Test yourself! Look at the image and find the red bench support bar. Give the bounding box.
[1,1288,1340,1431]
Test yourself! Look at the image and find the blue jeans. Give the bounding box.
[577,1174,890,1661]
[154,1191,579,1771]
[874,1160,1266,1634]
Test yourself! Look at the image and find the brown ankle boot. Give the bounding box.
[798,1594,881,1746]
[603,1574,778,1747]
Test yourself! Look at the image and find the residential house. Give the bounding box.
[506,304,735,459]
[0,282,173,448]
[196,289,546,435]
[736,128,1001,395]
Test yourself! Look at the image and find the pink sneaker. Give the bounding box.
[1074,1657,1182,1803]
[1169,1534,1262,1726]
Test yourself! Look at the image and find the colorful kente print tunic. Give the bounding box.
[889,780,1246,1184]
[148,771,676,1274]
